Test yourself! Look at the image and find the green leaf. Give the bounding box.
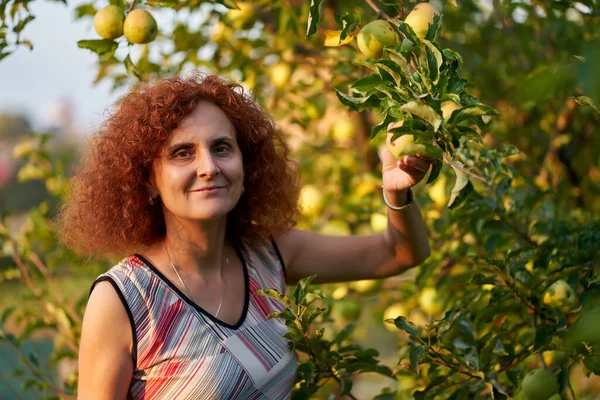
[293,275,317,305]
[13,15,34,34]
[333,12,359,42]
[424,13,442,42]
[124,54,142,79]
[572,96,600,113]
[74,4,96,18]
[449,104,498,125]
[1,306,15,327]
[423,39,442,84]
[400,101,442,131]
[340,378,353,395]
[351,75,386,93]
[255,288,291,307]
[409,345,424,372]
[371,113,395,140]
[335,88,380,111]
[77,39,118,55]
[448,163,469,208]
[426,159,443,184]
[392,316,418,335]
[306,0,325,38]
[146,0,179,7]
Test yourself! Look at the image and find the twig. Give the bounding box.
[432,137,491,186]
[9,241,41,297]
[27,252,49,277]
[128,0,139,11]
[498,214,538,247]
[365,0,391,20]
[532,319,547,369]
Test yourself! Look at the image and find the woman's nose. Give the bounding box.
[196,153,220,177]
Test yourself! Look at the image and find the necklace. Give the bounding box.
[163,241,228,319]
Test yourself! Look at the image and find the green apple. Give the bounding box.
[270,62,292,89]
[546,395,561,400]
[93,5,125,39]
[404,2,441,39]
[383,302,408,332]
[357,20,399,58]
[441,100,462,121]
[300,184,324,217]
[520,368,559,400]
[418,287,443,316]
[565,304,600,348]
[349,279,382,295]
[124,9,158,44]
[337,299,362,321]
[543,280,578,313]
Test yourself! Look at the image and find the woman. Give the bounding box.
[60,74,432,399]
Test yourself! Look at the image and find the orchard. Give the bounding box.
[1,1,600,399]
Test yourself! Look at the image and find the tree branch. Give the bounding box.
[365,0,391,20]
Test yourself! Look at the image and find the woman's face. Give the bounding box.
[148,101,244,222]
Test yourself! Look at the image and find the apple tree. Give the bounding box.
[1,0,600,399]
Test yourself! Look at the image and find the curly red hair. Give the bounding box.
[58,73,301,256]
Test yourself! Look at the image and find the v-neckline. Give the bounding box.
[133,244,250,330]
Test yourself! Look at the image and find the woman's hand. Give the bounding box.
[382,124,433,192]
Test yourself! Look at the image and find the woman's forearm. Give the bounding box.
[382,188,431,269]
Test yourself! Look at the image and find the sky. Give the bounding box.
[0,1,126,134]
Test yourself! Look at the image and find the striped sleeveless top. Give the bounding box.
[91,238,298,399]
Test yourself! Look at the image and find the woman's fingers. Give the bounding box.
[402,155,432,173]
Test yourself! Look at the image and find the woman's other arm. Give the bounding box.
[78,281,134,399]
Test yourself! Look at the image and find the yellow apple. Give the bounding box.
[357,20,400,58]
[331,117,355,142]
[525,259,534,273]
[418,287,443,316]
[370,213,387,233]
[270,62,292,89]
[520,368,559,400]
[383,302,408,332]
[404,2,441,39]
[542,350,563,367]
[300,184,325,217]
[93,5,125,39]
[349,279,382,295]
[441,100,462,121]
[332,285,349,300]
[543,280,578,313]
[228,2,255,29]
[385,133,414,160]
[427,173,447,208]
[124,9,158,44]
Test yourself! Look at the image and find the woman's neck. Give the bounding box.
[162,215,230,279]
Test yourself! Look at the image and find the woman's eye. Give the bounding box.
[215,145,230,154]
[174,150,192,158]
